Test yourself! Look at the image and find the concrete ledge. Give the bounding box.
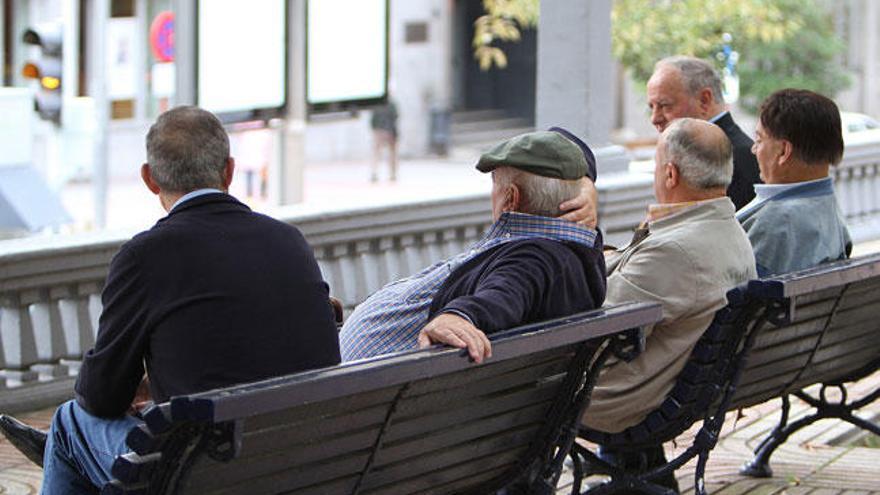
[0,377,74,415]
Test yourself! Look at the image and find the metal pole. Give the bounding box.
[90,0,109,229]
[173,0,196,106]
[62,0,80,101]
[277,0,306,205]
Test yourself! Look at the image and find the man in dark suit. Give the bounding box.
[0,106,341,494]
[647,55,762,209]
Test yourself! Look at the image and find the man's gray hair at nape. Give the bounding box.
[663,117,733,190]
[493,166,582,217]
[145,106,230,193]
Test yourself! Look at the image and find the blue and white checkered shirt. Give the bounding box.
[339,212,598,361]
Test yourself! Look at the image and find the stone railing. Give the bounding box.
[1,140,879,411]
[0,195,499,411]
[833,139,880,242]
[0,185,649,411]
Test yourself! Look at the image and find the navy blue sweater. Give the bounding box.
[429,236,606,334]
[75,194,341,417]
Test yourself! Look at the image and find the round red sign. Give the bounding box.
[150,11,175,62]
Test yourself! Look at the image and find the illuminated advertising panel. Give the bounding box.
[197,0,287,121]
[307,0,388,113]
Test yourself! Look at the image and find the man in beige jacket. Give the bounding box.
[582,118,756,489]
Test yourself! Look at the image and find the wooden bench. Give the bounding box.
[101,302,661,495]
[571,253,880,495]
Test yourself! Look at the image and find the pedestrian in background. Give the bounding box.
[370,100,399,182]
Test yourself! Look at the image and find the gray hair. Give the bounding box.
[662,118,733,189]
[656,56,724,104]
[145,106,230,193]
[493,167,582,217]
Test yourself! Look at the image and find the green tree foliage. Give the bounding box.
[473,0,539,70]
[612,0,849,113]
[736,3,849,112]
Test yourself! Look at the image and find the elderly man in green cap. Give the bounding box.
[339,130,607,362]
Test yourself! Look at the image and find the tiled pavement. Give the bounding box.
[0,408,52,494]
[558,371,880,494]
[2,372,878,494]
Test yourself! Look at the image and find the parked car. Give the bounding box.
[841,111,880,145]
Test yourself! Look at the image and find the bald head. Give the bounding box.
[654,118,732,202]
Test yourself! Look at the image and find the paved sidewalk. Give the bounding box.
[57,155,487,234]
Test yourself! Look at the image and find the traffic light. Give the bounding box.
[21,22,63,124]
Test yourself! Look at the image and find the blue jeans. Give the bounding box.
[41,400,141,495]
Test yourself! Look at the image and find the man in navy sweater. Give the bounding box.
[340,130,607,363]
[0,106,340,494]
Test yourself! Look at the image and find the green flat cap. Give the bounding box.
[475,131,587,180]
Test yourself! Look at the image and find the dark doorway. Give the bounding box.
[452,0,536,123]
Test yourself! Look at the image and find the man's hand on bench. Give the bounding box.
[127,375,153,415]
[418,313,492,364]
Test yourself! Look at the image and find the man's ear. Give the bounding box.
[506,183,521,213]
[778,140,794,167]
[665,162,680,189]
[698,88,714,113]
[141,164,161,195]
[221,157,235,190]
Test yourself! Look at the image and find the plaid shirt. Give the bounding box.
[339,212,598,361]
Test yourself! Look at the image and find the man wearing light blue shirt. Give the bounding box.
[737,89,851,276]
